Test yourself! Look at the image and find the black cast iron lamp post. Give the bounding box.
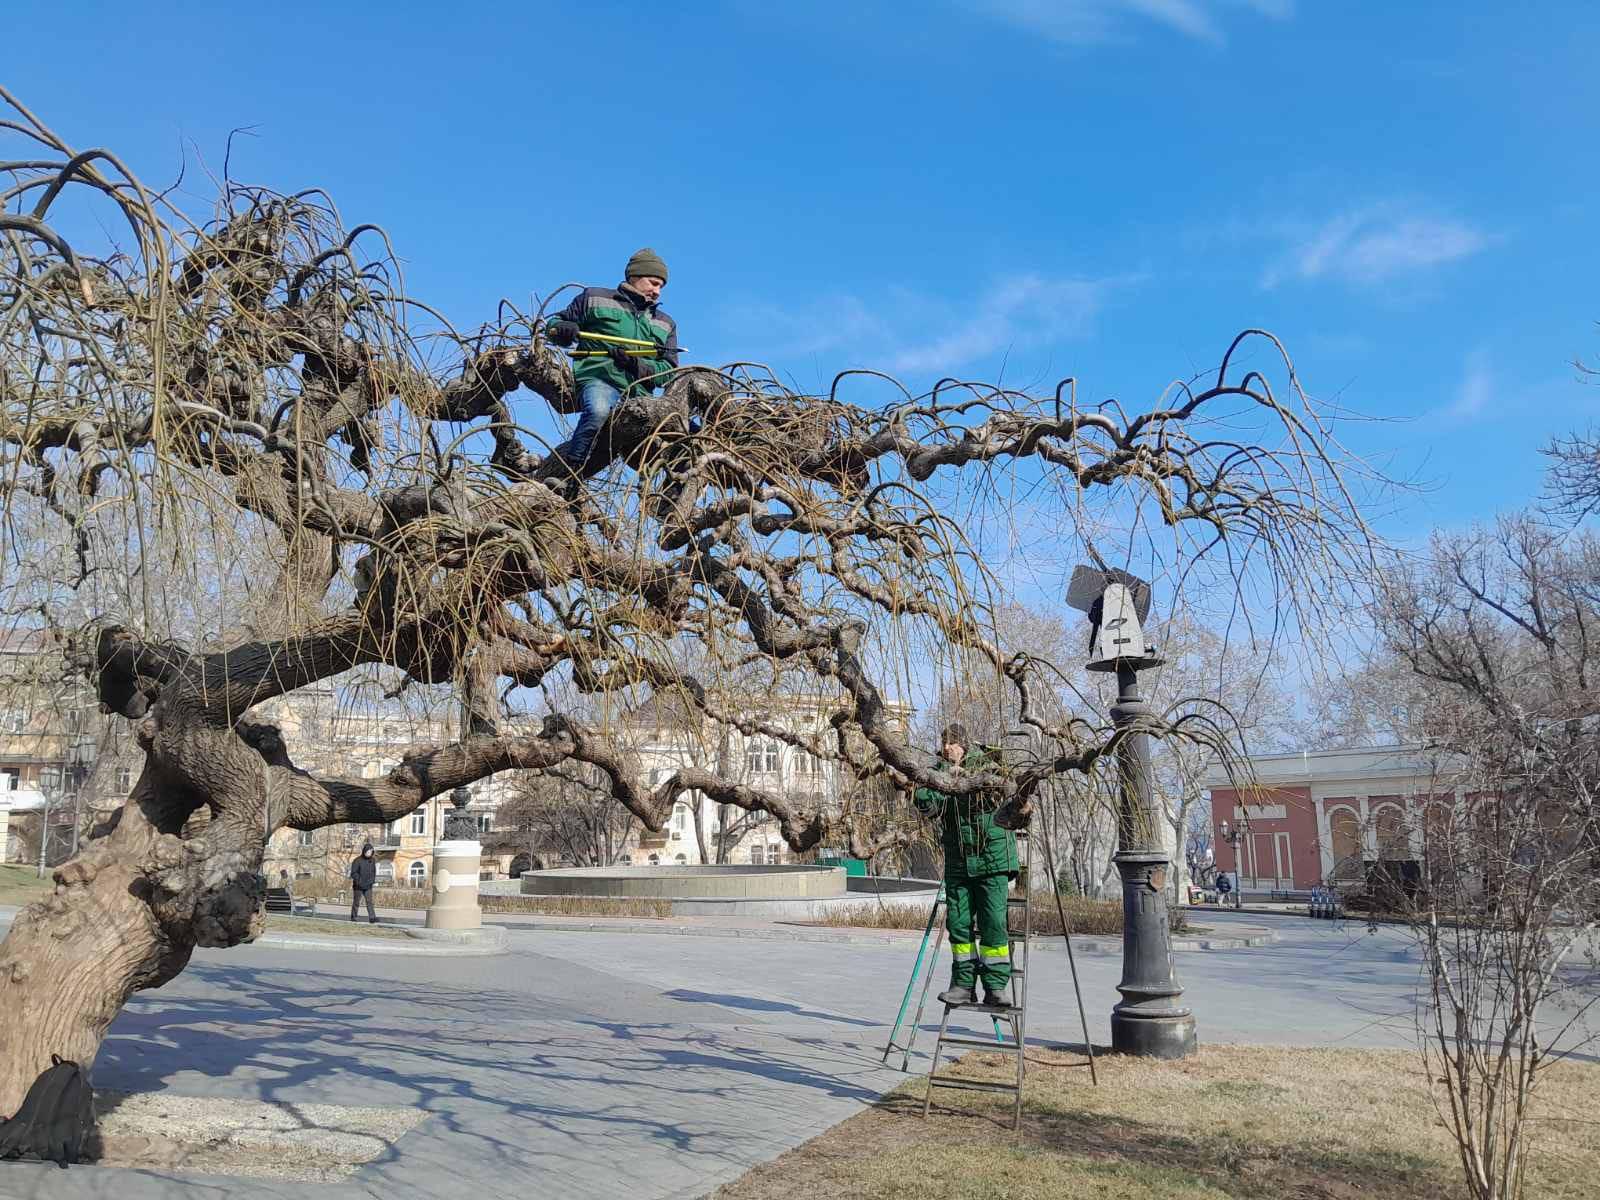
[1218,820,1245,911]
[1067,564,1198,1059]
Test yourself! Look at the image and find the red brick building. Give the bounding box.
[1203,746,1451,892]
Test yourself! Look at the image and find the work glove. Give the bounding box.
[610,344,653,381]
[546,320,579,347]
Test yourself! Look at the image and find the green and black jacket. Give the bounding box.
[547,283,679,395]
[913,748,1019,881]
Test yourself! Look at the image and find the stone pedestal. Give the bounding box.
[424,839,483,931]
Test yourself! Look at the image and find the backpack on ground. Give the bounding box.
[0,1055,95,1168]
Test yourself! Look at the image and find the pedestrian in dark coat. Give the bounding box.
[349,842,379,923]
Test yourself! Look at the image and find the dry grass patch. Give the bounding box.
[712,1045,1600,1200]
[380,889,673,918]
[262,915,411,940]
[810,894,1187,938]
[295,881,673,918]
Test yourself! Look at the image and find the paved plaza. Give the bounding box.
[0,911,1468,1199]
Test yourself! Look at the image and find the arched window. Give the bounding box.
[619,855,632,865]
[1374,805,1408,861]
[408,860,427,887]
[674,853,687,864]
[648,853,660,865]
[1328,806,1361,880]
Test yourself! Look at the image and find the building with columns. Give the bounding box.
[617,692,916,867]
[1203,745,1456,893]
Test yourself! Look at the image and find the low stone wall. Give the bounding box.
[521,864,848,901]
[666,887,938,920]
[512,866,938,920]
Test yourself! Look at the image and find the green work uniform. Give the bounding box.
[545,284,679,396]
[913,749,1018,993]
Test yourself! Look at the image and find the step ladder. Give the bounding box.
[922,885,1031,1130]
[879,834,1034,1131]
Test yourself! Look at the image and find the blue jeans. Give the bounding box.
[557,379,620,469]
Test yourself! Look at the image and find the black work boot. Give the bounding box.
[982,986,1010,1010]
[937,984,976,1006]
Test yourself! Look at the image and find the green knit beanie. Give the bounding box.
[625,247,668,282]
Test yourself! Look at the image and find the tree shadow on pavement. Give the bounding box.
[661,988,882,1028]
[78,957,899,1196]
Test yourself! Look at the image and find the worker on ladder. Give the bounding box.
[914,722,1018,1009]
[538,248,679,487]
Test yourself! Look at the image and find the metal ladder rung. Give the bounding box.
[928,1076,1021,1095]
[937,1034,1022,1051]
[946,1001,1021,1014]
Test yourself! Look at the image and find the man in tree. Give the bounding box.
[349,842,378,923]
[914,723,1018,1008]
[538,248,679,483]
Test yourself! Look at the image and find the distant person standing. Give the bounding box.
[349,842,378,923]
[538,248,679,483]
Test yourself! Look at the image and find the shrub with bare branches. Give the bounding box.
[1378,514,1600,1200]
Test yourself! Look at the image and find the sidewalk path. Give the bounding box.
[304,902,1279,951]
[0,910,1498,1200]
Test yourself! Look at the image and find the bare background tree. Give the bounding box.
[494,765,638,870]
[1376,505,1600,1198]
[0,91,1374,1115]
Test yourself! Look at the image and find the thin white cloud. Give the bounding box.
[1429,349,1494,425]
[963,0,1291,45]
[1262,205,1490,288]
[719,273,1134,378]
[885,274,1117,372]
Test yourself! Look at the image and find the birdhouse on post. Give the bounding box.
[1066,565,1156,672]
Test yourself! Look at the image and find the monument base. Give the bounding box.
[424,839,483,931]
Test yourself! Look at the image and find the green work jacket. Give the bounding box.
[546,283,679,395]
[913,749,1019,881]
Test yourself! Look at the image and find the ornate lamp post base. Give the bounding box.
[426,787,484,932]
[1110,849,1197,1059]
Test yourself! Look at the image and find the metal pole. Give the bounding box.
[1038,801,1099,1085]
[1108,660,1197,1058]
[36,785,52,879]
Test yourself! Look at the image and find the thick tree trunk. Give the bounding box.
[0,690,279,1116]
[0,787,212,1115]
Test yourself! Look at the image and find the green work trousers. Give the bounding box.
[946,873,1011,991]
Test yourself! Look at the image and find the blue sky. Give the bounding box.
[10,0,1600,547]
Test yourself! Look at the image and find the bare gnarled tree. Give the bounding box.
[0,89,1374,1113]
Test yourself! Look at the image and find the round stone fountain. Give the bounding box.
[514,863,937,919]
